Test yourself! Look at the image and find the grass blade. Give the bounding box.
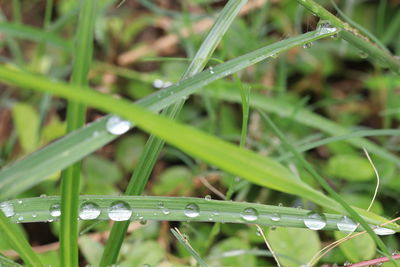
[100,0,248,265]
[0,212,42,266]
[1,196,397,232]
[59,1,96,266]
[0,28,340,200]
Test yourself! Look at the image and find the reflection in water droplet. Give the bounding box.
[79,202,101,220]
[304,211,326,230]
[337,216,357,232]
[106,116,132,135]
[240,208,259,222]
[271,213,281,222]
[373,226,396,235]
[205,195,211,201]
[0,202,15,217]
[184,203,200,218]
[50,203,61,217]
[108,201,132,221]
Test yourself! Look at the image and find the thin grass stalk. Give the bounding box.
[259,111,398,266]
[295,0,400,74]
[99,1,248,265]
[59,1,96,266]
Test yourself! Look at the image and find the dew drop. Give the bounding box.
[106,116,132,135]
[18,216,24,221]
[162,208,170,215]
[213,210,219,216]
[50,203,61,217]
[184,203,200,218]
[270,53,278,58]
[18,200,23,204]
[0,202,15,218]
[240,208,259,222]
[153,79,164,88]
[359,51,368,59]
[157,202,164,208]
[79,202,101,220]
[337,216,357,232]
[304,211,326,230]
[373,226,396,235]
[32,214,37,218]
[108,201,132,221]
[209,66,215,74]
[303,42,313,49]
[205,195,211,201]
[316,20,337,34]
[271,213,281,222]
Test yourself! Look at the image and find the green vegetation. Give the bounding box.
[0,0,399,266]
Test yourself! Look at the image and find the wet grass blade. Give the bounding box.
[0,212,42,266]
[100,1,248,265]
[1,196,397,231]
[0,29,338,200]
[59,1,96,266]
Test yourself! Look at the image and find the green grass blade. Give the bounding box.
[258,111,396,265]
[296,0,400,74]
[0,253,23,267]
[203,87,400,166]
[0,212,42,266]
[1,196,397,232]
[0,28,339,200]
[0,22,72,51]
[100,1,248,265]
[59,1,97,266]
[171,228,209,267]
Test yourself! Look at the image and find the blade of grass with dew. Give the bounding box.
[0,212,42,267]
[59,1,96,266]
[258,111,398,266]
[1,63,400,230]
[171,228,208,267]
[0,22,72,51]
[203,87,400,166]
[295,0,400,74]
[1,196,396,231]
[0,28,342,200]
[99,1,248,265]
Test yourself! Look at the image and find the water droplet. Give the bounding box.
[106,116,132,135]
[162,208,170,215]
[304,211,327,230]
[209,66,214,74]
[317,20,337,34]
[157,201,164,208]
[163,81,172,88]
[303,42,313,49]
[18,200,23,204]
[92,131,100,137]
[359,51,368,59]
[32,213,37,218]
[18,216,24,221]
[213,210,219,216]
[0,202,15,217]
[343,261,352,266]
[373,226,396,235]
[108,201,132,221]
[50,203,61,217]
[184,203,200,218]
[79,202,101,220]
[40,194,47,198]
[337,216,357,232]
[153,79,164,88]
[270,53,278,58]
[205,195,211,201]
[271,213,281,222]
[240,208,259,222]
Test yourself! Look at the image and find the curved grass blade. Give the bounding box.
[296,0,400,74]
[0,212,42,267]
[1,196,397,232]
[0,28,340,200]
[203,87,400,166]
[59,1,97,266]
[100,1,248,265]
[0,22,72,51]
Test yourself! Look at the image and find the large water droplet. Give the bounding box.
[108,201,132,221]
[337,216,357,232]
[106,116,132,135]
[271,213,281,222]
[205,195,211,201]
[303,42,313,49]
[153,79,164,88]
[79,202,101,220]
[317,20,337,34]
[304,211,326,230]
[373,226,396,235]
[240,208,259,222]
[184,203,200,218]
[0,202,15,217]
[50,203,61,217]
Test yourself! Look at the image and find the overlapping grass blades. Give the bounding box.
[0,28,345,200]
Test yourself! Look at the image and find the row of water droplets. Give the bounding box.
[302,20,339,49]
[1,200,395,235]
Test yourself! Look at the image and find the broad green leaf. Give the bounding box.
[334,231,376,262]
[12,103,39,153]
[327,154,374,181]
[267,227,321,267]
